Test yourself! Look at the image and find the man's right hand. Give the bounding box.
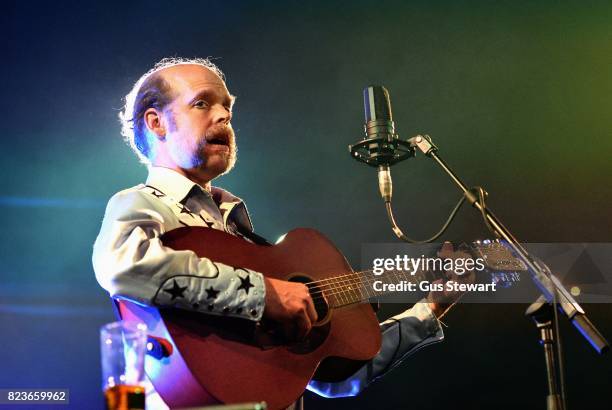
[263,277,318,340]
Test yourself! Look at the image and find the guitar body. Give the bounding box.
[118,227,381,410]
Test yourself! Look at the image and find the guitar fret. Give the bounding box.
[343,281,352,305]
[344,280,355,305]
[355,279,367,301]
[349,278,361,304]
[330,293,339,308]
[325,262,448,309]
[338,281,348,306]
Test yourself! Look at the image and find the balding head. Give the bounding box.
[157,64,228,99]
[120,58,226,164]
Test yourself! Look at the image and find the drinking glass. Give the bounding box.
[100,321,147,410]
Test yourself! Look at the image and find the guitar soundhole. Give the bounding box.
[289,275,329,324]
[250,274,331,352]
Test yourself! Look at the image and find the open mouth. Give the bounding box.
[207,137,229,146]
[205,131,231,146]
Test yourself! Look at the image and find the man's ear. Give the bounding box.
[144,108,166,140]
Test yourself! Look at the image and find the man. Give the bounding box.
[93,57,461,409]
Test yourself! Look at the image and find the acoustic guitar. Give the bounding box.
[117,227,523,409]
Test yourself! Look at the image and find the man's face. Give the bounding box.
[159,64,237,180]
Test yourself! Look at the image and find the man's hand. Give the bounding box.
[427,242,476,318]
[263,277,318,340]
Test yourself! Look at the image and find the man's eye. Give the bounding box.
[194,100,209,108]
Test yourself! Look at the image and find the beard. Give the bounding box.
[197,123,237,175]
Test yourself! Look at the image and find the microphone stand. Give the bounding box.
[526,297,564,410]
[407,134,609,409]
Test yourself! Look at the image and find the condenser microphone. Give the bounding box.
[363,85,395,142]
[350,85,414,202]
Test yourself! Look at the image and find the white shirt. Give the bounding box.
[93,166,266,320]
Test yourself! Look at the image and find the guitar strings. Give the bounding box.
[308,272,421,299]
[305,269,431,305]
[305,243,508,304]
[308,276,423,302]
[308,270,423,295]
[307,268,428,293]
[308,275,369,303]
[304,267,428,289]
[303,251,504,306]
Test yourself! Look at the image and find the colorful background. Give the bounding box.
[1,1,611,408]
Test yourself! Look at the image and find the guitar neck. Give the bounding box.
[317,240,527,308]
[317,268,439,309]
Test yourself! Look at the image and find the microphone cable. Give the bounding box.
[384,194,466,244]
[384,184,492,245]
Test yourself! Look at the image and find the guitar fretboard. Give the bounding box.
[311,268,440,309]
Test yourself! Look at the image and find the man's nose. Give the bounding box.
[212,104,231,124]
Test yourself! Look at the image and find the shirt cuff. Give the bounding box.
[382,300,443,338]
[307,299,444,398]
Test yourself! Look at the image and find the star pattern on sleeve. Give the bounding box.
[163,279,188,300]
[237,273,254,295]
[205,286,220,300]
